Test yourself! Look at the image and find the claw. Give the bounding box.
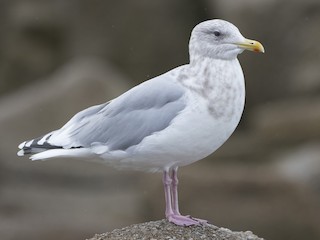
[163,169,209,227]
[191,217,209,225]
[167,214,208,226]
[167,214,200,226]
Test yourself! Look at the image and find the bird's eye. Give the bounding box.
[213,31,221,37]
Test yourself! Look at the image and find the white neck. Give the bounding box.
[178,55,245,121]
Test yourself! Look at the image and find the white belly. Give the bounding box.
[101,59,245,172]
[114,91,244,172]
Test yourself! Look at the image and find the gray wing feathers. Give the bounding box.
[53,76,186,151]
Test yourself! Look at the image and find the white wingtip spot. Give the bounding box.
[17,150,25,156]
[37,132,52,145]
[18,141,26,149]
[25,140,33,147]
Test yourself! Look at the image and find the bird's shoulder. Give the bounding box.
[103,66,187,113]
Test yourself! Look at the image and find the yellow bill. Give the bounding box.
[236,38,265,53]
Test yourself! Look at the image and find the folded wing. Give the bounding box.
[18,74,186,158]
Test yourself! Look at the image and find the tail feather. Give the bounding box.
[30,148,93,161]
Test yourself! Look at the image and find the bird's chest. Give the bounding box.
[205,75,245,123]
[178,58,245,123]
[175,74,245,160]
[186,64,245,124]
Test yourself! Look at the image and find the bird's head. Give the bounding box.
[189,19,264,61]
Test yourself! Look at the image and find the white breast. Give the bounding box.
[113,60,245,172]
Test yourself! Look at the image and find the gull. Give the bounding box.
[18,19,264,226]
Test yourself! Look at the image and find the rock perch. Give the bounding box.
[87,219,263,240]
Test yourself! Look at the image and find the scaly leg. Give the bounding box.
[171,167,181,215]
[163,168,202,226]
[163,170,174,218]
[171,167,208,225]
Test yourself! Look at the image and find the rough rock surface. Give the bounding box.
[87,219,263,240]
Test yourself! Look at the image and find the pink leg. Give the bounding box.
[163,168,205,226]
[171,168,208,225]
[171,167,181,215]
[163,170,174,217]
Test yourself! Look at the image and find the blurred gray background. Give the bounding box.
[1,1,320,240]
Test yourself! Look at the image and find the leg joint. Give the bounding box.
[163,171,173,186]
